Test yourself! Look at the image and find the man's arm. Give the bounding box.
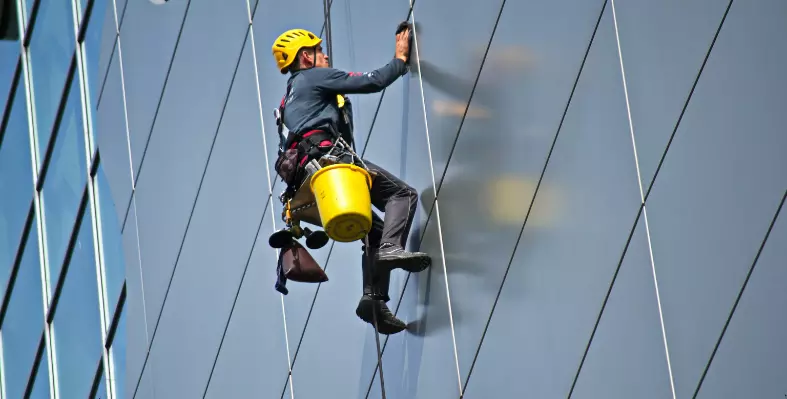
[315,58,408,94]
[315,25,411,94]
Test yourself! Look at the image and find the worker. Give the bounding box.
[271,25,431,335]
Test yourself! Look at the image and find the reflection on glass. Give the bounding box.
[42,75,87,293]
[96,166,124,317]
[53,206,103,398]
[29,346,52,399]
[0,46,17,112]
[0,81,33,296]
[83,0,110,151]
[111,306,126,399]
[0,214,45,399]
[93,369,109,399]
[28,0,76,160]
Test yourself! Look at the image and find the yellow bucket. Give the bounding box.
[310,163,373,242]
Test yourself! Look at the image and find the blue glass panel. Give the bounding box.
[1,215,45,399]
[570,217,673,397]
[697,207,787,398]
[0,81,33,295]
[29,345,52,399]
[645,0,787,394]
[116,0,189,178]
[462,5,643,397]
[94,45,133,221]
[111,306,126,399]
[83,0,110,149]
[27,0,76,161]
[42,75,87,294]
[130,0,248,340]
[0,47,17,112]
[96,165,124,317]
[53,206,103,398]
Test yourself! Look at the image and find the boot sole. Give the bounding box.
[356,300,407,335]
[377,255,432,273]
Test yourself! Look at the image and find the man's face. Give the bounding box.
[313,45,329,68]
[303,45,329,68]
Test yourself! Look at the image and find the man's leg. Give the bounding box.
[364,160,431,271]
[356,212,407,334]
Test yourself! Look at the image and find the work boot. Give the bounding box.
[376,243,431,273]
[356,295,407,335]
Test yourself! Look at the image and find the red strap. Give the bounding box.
[288,130,325,149]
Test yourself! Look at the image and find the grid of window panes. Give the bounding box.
[0,0,125,398]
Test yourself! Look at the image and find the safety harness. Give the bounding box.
[274,81,348,198]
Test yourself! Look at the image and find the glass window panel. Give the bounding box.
[42,75,87,294]
[53,206,103,398]
[92,369,109,399]
[111,306,126,399]
[0,49,17,113]
[27,0,76,161]
[0,214,45,399]
[83,0,110,151]
[0,80,33,295]
[96,166,124,317]
[29,345,52,399]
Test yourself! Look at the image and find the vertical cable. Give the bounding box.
[323,0,333,67]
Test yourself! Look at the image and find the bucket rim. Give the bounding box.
[310,162,372,190]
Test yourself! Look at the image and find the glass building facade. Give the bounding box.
[90,0,787,398]
[0,0,125,398]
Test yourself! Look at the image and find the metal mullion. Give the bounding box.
[104,291,125,399]
[73,1,115,395]
[14,2,57,396]
[0,330,6,399]
[76,37,96,164]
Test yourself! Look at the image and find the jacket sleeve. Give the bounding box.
[315,58,408,94]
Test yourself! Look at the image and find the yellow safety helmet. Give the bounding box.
[272,29,322,74]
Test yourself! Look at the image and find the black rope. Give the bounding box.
[366,235,387,399]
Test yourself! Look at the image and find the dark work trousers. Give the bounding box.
[360,159,418,302]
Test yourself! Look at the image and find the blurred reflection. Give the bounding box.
[414,38,563,260]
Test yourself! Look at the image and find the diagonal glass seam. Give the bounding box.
[129,26,252,399]
[200,192,273,398]
[609,1,677,398]
[691,188,787,398]
[130,0,193,189]
[461,0,610,395]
